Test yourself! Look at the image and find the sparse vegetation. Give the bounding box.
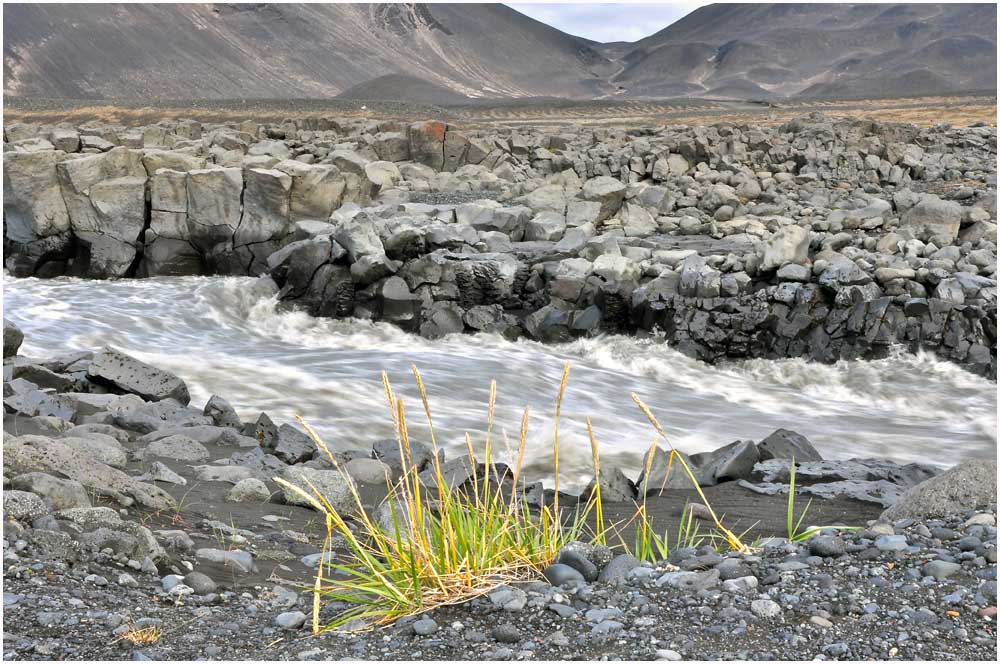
[276,362,753,633]
[116,622,162,647]
[785,458,860,543]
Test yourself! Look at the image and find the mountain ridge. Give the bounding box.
[3,3,995,103]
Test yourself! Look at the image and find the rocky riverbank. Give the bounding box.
[2,321,997,660]
[4,114,997,376]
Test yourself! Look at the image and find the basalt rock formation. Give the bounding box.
[3,114,997,376]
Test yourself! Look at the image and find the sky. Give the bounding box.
[506,2,708,43]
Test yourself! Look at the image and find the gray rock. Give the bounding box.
[203,395,242,428]
[900,194,962,242]
[3,490,49,522]
[874,535,908,551]
[581,176,626,222]
[655,649,683,661]
[143,435,210,463]
[759,225,809,271]
[87,347,190,404]
[597,554,642,584]
[226,478,271,503]
[4,319,24,357]
[183,572,217,595]
[543,563,586,587]
[556,548,599,582]
[271,423,315,464]
[695,439,760,485]
[194,548,256,575]
[491,624,520,643]
[882,460,998,520]
[275,611,307,630]
[750,599,782,619]
[11,472,91,511]
[412,618,439,636]
[808,535,846,557]
[923,560,962,580]
[757,429,822,462]
[5,434,176,511]
[279,466,356,513]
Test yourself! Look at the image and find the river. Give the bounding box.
[4,274,996,489]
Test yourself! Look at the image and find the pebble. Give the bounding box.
[181,572,215,596]
[543,563,585,587]
[808,535,845,557]
[491,623,520,643]
[924,560,962,580]
[875,535,908,552]
[656,649,683,661]
[412,618,439,636]
[275,611,307,630]
[750,599,782,619]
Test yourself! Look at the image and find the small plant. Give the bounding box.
[630,393,751,554]
[275,364,587,632]
[630,500,709,563]
[277,363,753,632]
[785,458,859,542]
[117,623,162,647]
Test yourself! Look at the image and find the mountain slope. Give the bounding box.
[613,3,997,99]
[3,3,995,103]
[2,3,612,101]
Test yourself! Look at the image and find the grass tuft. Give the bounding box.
[117,623,162,647]
[784,457,859,542]
[277,364,757,632]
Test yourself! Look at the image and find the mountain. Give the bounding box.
[3,3,996,103]
[2,3,612,101]
[613,3,997,99]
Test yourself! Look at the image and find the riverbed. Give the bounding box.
[5,274,996,488]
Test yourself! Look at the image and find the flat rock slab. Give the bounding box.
[87,347,190,404]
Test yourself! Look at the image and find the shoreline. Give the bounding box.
[2,321,997,660]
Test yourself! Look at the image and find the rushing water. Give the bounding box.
[4,274,996,489]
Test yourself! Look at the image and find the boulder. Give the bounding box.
[636,446,699,495]
[275,161,348,221]
[185,167,243,257]
[581,176,626,222]
[87,347,190,404]
[694,440,761,485]
[900,194,962,242]
[227,478,271,503]
[3,150,71,247]
[280,466,356,513]
[11,472,91,511]
[408,121,448,171]
[881,460,997,520]
[525,211,567,241]
[143,435,211,463]
[5,434,176,510]
[233,168,293,274]
[59,434,129,469]
[270,423,315,464]
[757,429,822,462]
[4,318,24,357]
[3,490,49,522]
[759,225,810,271]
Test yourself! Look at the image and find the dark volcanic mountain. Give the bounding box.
[3,3,996,102]
[612,3,997,99]
[2,3,613,101]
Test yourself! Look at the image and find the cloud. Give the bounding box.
[506,2,708,43]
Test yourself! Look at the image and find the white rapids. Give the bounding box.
[4,274,996,489]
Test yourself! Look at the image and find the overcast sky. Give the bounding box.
[506,2,708,43]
